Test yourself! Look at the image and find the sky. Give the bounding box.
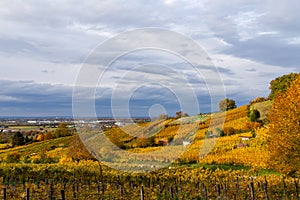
[0,0,299,117]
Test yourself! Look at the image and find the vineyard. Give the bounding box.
[0,96,299,198]
[0,163,299,199]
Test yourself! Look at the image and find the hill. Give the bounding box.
[0,136,71,163]
[1,101,300,199]
[0,103,270,169]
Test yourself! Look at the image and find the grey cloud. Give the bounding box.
[0,0,299,116]
[224,36,300,69]
[245,68,256,72]
[41,70,49,73]
[0,37,37,55]
[0,80,73,116]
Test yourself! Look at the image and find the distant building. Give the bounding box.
[239,136,252,141]
[115,122,126,127]
[159,139,168,146]
[115,121,134,127]
[208,134,218,138]
[183,141,191,147]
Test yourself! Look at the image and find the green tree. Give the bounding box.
[249,109,260,122]
[12,131,25,147]
[215,128,224,137]
[268,74,300,176]
[219,98,236,111]
[55,122,72,138]
[268,72,299,99]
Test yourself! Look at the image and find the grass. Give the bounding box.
[180,163,280,176]
[186,163,250,171]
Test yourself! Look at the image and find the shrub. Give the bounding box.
[215,128,224,137]
[249,109,260,122]
[222,127,236,136]
[11,131,25,146]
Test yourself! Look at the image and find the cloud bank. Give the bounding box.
[0,0,299,116]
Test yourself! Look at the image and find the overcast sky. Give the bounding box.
[0,0,299,117]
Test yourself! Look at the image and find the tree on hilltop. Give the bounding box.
[219,98,236,111]
[268,72,299,99]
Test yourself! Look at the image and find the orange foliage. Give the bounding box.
[268,74,300,176]
[36,133,44,141]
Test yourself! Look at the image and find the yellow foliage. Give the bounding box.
[268,74,300,176]
[59,156,73,164]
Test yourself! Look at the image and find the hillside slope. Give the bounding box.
[251,100,272,119]
[0,136,72,163]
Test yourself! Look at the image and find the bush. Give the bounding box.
[222,127,236,136]
[249,109,260,122]
[215,128,224,137]
[11,131,25,146]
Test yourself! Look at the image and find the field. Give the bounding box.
[6,125,56,132]
[0,161,299,199]
[0,101,299,199]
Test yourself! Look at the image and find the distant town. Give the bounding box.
[0,116,150,128]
